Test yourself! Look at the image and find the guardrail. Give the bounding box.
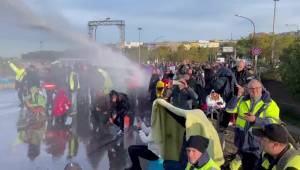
[0,78,15,90]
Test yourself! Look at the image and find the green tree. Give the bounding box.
[236,37,252,57]
[280,38,300,99]
[125,46,150,63]
[150,46,173,62]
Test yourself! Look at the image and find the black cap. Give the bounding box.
[252,124,289,144]
[186,135,209,153]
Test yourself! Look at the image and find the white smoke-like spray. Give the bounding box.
[0,0,150,92]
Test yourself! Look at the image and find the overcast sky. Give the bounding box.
[0,0,299,57]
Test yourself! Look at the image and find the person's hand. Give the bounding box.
[96,107,100,111]
[237,85,245,97]
[138,130,146,137]
[245,113,256,123]
[109,118,114,124]
[179,79,188,89]
[183,80,188,88]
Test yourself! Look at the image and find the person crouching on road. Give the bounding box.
[108,90,131,134]
[125,121,160,170]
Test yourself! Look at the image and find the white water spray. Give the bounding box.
[0,0,150,92]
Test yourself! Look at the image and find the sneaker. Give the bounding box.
[111,148,116,152]
[69,111,77,116]
[116,129,123,136]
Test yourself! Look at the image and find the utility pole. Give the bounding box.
[271,0,279,67]
[39,41,43,51]
[94,26,97,41]
[138,27,142,64]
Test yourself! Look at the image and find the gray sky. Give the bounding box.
[0,0,299,57]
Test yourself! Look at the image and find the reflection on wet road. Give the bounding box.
[0,90,147,170]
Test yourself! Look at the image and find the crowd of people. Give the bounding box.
[7,59,300,170]
[125,60,299,170]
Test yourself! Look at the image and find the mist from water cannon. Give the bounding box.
[0,0,150,93]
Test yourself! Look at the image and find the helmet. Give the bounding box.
[156,81,164,89]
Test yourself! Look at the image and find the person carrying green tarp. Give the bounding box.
[151,98,224,169]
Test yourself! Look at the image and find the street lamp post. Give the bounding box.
[153,36,164,43]
[39,41,43,51]
[235,14,258,74]
[94,26,97,41]
[138,27,142,64]
[235,14,256,45]
[151,36,164,63]
[271,0,279,67]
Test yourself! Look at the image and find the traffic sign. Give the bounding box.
[251,48,262,56]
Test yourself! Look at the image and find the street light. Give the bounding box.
[235,14,257,74]
[271,0,279,67]
[39,41,43,51]
[235,14,256,45]
[150,36,164,63]
[138,27,142,64]
[153,36,164,43]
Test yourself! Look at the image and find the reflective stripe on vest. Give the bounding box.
[185,159,220,170]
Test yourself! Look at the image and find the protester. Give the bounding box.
[148,68,161,102]
[125,121,160,170]
[166,78,198,110]
[23,64,40,90]
[8,61,27,107]
[52,89,71,124]
[108,90,131,134]
[185,135,220,170]
[206,90,226,109]
[226,79,280,170]
[253,124,300,170]
[232,59,252,88]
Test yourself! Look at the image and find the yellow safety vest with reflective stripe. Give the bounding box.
[69,71,80,91]
[68,135,78,158]
[97,68,113,95]
[226,97,280,129]
[261,149,300,170]
[9,62,26,81]
[284,155,300,169]
[185,159,221,170]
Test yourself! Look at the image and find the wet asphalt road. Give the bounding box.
[0,90,147,170]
